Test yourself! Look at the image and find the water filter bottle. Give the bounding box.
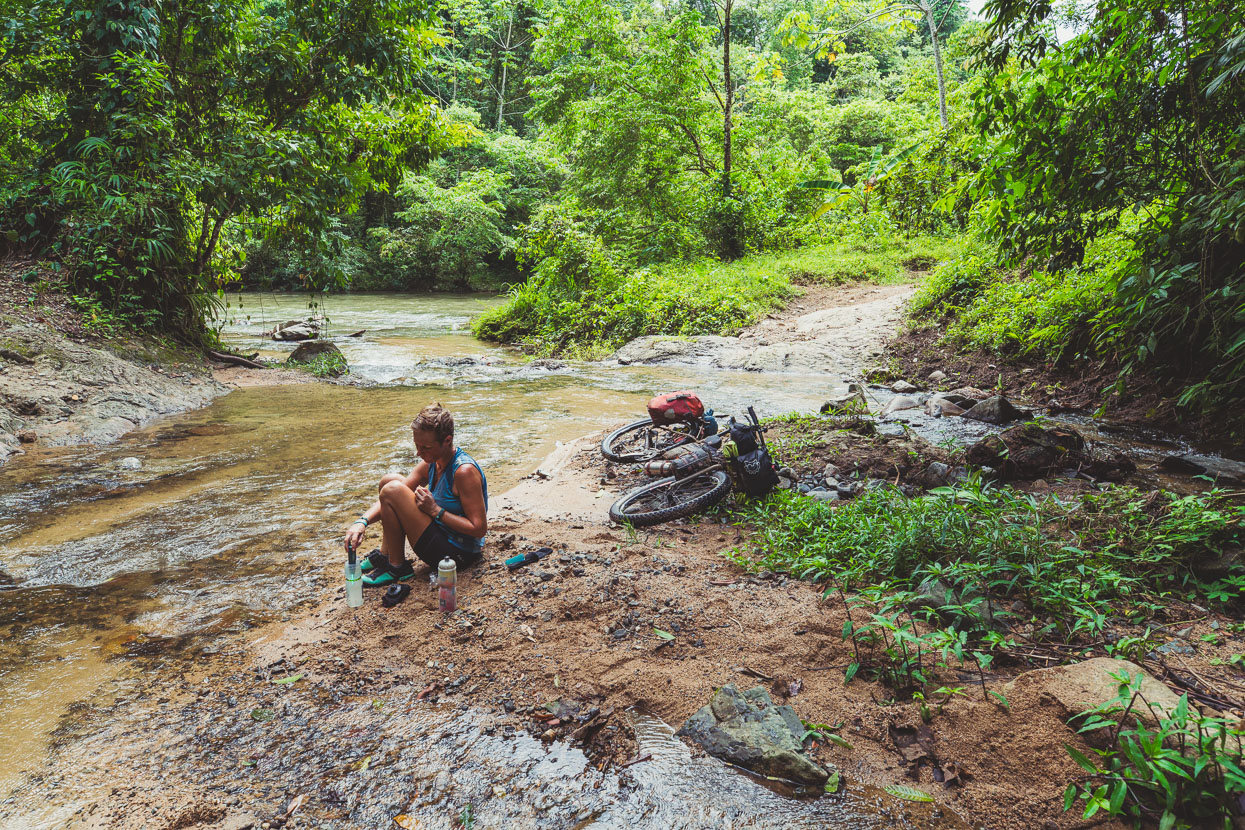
[345,547,364,608]
[438,557,457,613]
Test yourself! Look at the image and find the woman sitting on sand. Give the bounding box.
[343,403,487,586]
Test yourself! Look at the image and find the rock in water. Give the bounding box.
[881,395,919,416]
[1161,454,1245,486]
[677,684,832,785]
[891,380,918,393]
[289,340,343,363]
[272,320,320,341]
[961,395,1027,425]
[820,383,866,414]
[924,397,965,417]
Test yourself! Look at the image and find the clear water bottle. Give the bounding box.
[345,547,364,608]
[438,557,457,613]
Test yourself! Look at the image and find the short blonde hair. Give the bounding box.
[412,402,454,441]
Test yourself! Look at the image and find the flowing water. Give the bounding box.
[1,292,903,827]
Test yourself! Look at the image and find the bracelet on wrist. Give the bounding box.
[352,517,368,527]
[435,507,445,521]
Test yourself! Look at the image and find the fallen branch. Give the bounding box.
[208,350,266,369]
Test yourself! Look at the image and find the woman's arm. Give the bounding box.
[440,463,487,539]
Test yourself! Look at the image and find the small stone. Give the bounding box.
[822,462,840,480]
[928,370,947,383]
[17,430,37,443]
[613,629,628,640]
[891,380,918,393]
[808,490,839,503]
[540,611,553,622]
[117,456,142,470]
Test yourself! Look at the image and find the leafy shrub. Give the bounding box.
[1064,671,1245,827]
[369,169,517,290]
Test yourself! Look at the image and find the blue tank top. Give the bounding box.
[427,448,487,553]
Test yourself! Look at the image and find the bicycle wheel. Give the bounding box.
[608,469,732,527]
[601,419,699,463]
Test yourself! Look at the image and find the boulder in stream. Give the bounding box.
[272,319,320,341]
[965,422,1136,482]
[677,684,832,785]
[961,395,1028,425]
[289,340,343,363]
[1160,453,1245,486]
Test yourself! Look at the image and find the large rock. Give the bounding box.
[1161,454,1245,486]
[0,324,224,463]
[271,320,319,341]
[1003,658,1189,726]
[965,423,1093,480]
[961,395,1028,425]
[677,684,832,785]
[289,340,343,363]
[613,335,736,365]
[924,396,965,417]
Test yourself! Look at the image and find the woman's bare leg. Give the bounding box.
[378,479,433,567]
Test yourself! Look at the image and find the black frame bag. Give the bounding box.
[730,407,778,497]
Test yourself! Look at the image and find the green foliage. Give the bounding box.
[370,169,516,290]
[287,350,348,378]
[727,480,1245,641]
[472,205,795,354]
[967,0,1245,412]
[0,0,453,339]
[907,248,996,316]
[909,231,1139,366]
[1064,672,1245,827]
[241,122,563,291]
[474,229,962,353]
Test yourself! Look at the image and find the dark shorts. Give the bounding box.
[414,522,482,569]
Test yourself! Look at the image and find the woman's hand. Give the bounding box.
[344,522,366,553]
[414,485,438,516]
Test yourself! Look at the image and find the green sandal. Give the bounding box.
[362,559,415,587]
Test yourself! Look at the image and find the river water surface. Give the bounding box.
[2,293,910,828]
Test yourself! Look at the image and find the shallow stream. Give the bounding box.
[1,293,885,827]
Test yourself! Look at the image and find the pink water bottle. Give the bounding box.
[438,557,457,613]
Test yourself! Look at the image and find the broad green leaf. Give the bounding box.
[272,673,304,685]
[884,785,933,802]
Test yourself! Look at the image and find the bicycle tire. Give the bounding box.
[608,469,732,527]
[601,419,699,463]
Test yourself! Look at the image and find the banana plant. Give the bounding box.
[800,142,921,217]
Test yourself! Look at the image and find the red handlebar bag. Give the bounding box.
[647,391,705,425]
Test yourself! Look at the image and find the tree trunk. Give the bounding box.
[924,4,949,129]
[721,0,733,199]
[496,14,514,131]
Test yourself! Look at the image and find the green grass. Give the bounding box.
[727,481,1245,639]
[473,232,970,355]
[287,351,348,378]
[908,232,1134,365]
